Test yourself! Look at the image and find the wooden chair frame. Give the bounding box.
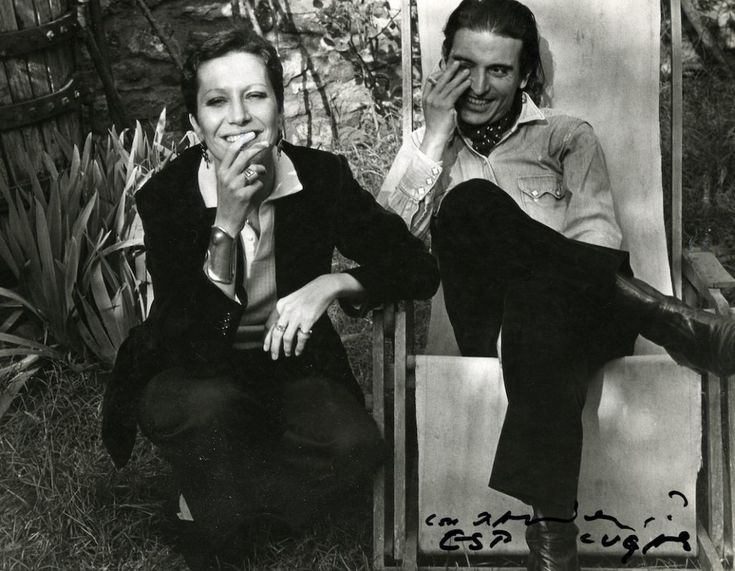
[371,0,735,569]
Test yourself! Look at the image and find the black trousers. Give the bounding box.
[431,179,639,512]
[137,350,384,550]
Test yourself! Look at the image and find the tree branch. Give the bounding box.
[243,0,264,36]
[133,0,184,72]
[680,0,735,77]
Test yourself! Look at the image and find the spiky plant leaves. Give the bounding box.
[76,293,117,366]
[64,236,81,314]
[0,287,44,322]
[6,191,35,269]
[0,107,174,368]
[0,233,19,277]
[114,180,128,239]
[41,151,59,181]
[46,179,63,263]
[128,124,142,183]
[69,146,81,194]
[78,263,119,365]
[33,200,66,343]
[153,108,167,155]
[119,256,148,329]
[0,309,23,332]
[86,258,122,346]
[0,358,41,421]
[0,333,63,360]
[81,132,94,173]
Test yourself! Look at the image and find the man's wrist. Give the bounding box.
[420,130,451,161]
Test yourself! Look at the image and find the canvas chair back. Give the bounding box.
[405,0,701,561]
[420,0,671,356]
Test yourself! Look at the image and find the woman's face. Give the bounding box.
[190,51,281,165]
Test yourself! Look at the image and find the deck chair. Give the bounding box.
[372,0,735,569]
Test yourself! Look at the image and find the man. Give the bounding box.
[378,1,735,570]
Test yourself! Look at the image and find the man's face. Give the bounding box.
[447,29,528,125]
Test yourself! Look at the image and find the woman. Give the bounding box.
[102,27,439,564]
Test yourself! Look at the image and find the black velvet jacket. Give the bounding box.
[101,142,439,468]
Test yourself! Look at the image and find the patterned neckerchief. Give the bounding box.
[458,94,523,156]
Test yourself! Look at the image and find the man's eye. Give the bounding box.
[489,67,511,78]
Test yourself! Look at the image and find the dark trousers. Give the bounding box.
[137,350,384,550]
[431,179,639,512]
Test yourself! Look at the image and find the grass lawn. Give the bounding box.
[0,354,378,570]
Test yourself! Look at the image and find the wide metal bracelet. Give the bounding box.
[205,226,236,284]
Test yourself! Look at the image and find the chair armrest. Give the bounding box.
[370,300,416,410]
[683,249,734,316]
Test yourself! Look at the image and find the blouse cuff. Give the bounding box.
[396,145,444,202]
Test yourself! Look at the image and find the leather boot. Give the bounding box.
[614,274,735,377]
[525,514,580,571]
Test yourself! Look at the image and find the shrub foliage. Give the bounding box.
[0,111,176,368]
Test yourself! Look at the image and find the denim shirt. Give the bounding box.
[377,95,622,250]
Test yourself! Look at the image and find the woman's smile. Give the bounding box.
[223,131,257,145]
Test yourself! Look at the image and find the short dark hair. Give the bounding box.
[442,0,545,101]
[181,28,284,116]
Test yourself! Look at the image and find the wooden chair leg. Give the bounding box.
[373,307,388,570]
[394,306,407,562]
[705,373,726,554]
[698,520,727,571]
[726,379,735,563]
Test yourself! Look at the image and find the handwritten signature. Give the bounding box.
[424,490,692,563]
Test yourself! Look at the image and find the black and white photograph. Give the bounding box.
[1,0,734,569]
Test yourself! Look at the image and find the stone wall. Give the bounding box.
[93,0,395,148]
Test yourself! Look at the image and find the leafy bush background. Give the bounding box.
[0,114,176,370]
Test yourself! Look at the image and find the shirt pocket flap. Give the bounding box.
[517,175,565,200]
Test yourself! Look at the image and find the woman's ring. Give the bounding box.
[243,167,257,183]
[297,327,312,337]
[275,323,287,332]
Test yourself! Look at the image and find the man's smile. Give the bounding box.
[461,93,493,110]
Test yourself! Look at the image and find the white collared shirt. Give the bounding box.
[198,148,303,348]
[377,94,622,250]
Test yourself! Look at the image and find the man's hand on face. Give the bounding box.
[420,60,471,161]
